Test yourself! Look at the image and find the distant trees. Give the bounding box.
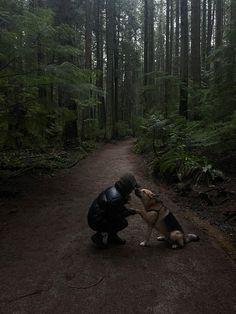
[142,0,234,121]
[0,0,235,152]
[0,0,143,145]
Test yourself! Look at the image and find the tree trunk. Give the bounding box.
[144,0,148,87]
[114,1,120,137]
[206,0,215,70]
[215,0,223,83]
[143,0,154,110]
[170,0,174,74]
[159,0,165,73]
[106,0,115,139]
[165,0,170,74]
[174,0,180,76]
[191,0,201,87]
[148,0,154,108]
[229,0,236,81]
[95,0,105,131]
[30,0,47,102]
[216,0,223,48]
[81,0,93,140]
[179,0,189,118]
[157,0,165,109]
[85,0,93,70]
[164,0,170,117]
[148,0,154,77]
[202,0,207,70]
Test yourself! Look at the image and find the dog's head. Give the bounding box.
[135,188,160,209]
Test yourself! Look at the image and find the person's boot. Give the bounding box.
[91,232,108,249]
[108,233,126,245]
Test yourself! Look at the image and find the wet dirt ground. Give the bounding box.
[0,140,235,314]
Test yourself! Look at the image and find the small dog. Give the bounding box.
[134,188,199,249]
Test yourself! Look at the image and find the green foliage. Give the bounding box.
[0,141,95,179]
[0,1,100,176]
[156,149,224,185]
[194,21,236,122]
[0,2,94,152]
[83,118,104,140]
[135,113,232,185]
[116,121,133,139]
[158,150,201,179]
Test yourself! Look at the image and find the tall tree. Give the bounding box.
[148,0,154,79]
[85,0,93,70]
[231,0,236,49]
[143,0,154,109]
[106,0,115,139]
[215,0,223,82]
[114,1,121,137]
[165,0,170,74]
[158,0,165,73]
[202,0,207,69]
[174,0,180,76]
[144,0,148,87]
[169,0,174,74]
[164,0,170,117]
[179,0,189,118]
[229,0,236,84]
[30,0,47,102]
[206,0,215,70]
[80,0,93,140]
[216,0,223,48]
[95,0,105,130]
[156,0,165,107]
[191,0,201,87]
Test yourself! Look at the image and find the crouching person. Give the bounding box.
[88,174,138,249]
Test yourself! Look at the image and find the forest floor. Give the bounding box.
[0,139,236,314]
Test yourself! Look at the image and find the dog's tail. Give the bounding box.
[184,233,200,244]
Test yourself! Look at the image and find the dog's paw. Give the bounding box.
[171,244,178,249]
[140,241,148,246]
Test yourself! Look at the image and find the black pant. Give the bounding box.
[89,218,128,234]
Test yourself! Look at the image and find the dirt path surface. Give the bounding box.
[0,140,235,314]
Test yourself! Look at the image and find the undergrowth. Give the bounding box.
[0,141,95,180]
[135,113,236,188]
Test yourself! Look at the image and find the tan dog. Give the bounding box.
[134,188,199,249]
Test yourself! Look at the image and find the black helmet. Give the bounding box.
[115,173,139,195]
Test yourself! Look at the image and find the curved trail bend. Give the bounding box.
[0,140,235,314]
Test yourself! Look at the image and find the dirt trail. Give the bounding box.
[0,140,235,314]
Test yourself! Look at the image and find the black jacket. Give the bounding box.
[88,185,132,228]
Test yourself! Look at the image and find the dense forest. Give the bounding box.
[0,0,235,180]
